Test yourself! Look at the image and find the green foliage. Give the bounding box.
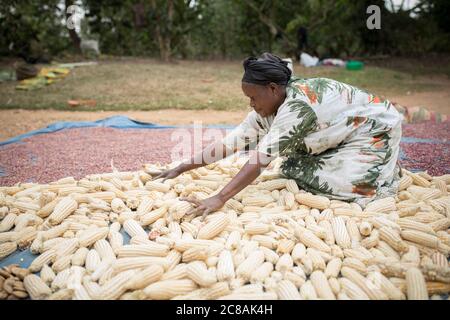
[0,0,449,60]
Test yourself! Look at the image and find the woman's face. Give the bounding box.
[241,82,285,117]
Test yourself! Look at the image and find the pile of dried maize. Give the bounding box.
[0,155,449,300]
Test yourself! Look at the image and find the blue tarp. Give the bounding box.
[0,115,238,147]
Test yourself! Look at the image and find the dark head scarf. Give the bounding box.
[242,52,292,86]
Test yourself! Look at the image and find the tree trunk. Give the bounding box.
[150,0,173,62]
[65,0,81,53]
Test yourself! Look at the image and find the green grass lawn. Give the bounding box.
[0,58,448,111]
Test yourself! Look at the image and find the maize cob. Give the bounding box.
[431,252,448,268]
[331,217,352,249]
[359,221,373,236]
[145,181,171,193]
[197,214,230,240]
[0,242,17,260]
[86,249,101,273]
[144,279,198,299]
[258,246,278,265]
[258,179,287,191]
[181,246,208,262]
[17,228,38,249]
[212,250,233,282]
[108,231,123,254]
[276,279,301,300]
[29,249,57,272]
[47,288,73,300]
[0,213,17,232]
[123,219,147,238]
[299,280,318,300]
[77,227,109,248]
[367,271,405,300]
[365,197,396,213]
[306,248,326,271]
[94,239,116,261]
[328,277,341,295]
[400,230,439,249]
[409,173,431,187]
[324,258,342,278]
[236,250,265,280]
[161,263,188,281]
[379,227,409,253]
[117,243,169,258]
[52,254,73,273]
[124,265,164,290]
[338,277,369,300]
[51,268,71,291]
[398,175,413,191]
[346,219,361,244]
[136,197,154,216]
[241,195,274,207]
[244,222,271,235]
[187,261,217,287]
[295,193,330,210]
[429,218,450,232]
[286,180,300,194]
[342,258,367,275]
[406,267,428,300]
[97,270,136,300]
[248,262,273,284]
[54,238,79,259]
[201,281,230,300]
[90,259,113,282]
[224,198,244,212]
[0,231,18,244]
[341,267,388,300]
[24,274,52,300]
[295,229,331,253]
[276,253,294,273]
[218,292,278,300]
[47,197,78,225]
[284,192,296,209]
[250,235,277,250]
[82,277,101,299]
[277,239,295,254]
[291,243,306,264]
[110,198,127,213]
[40,264,56,286]
[113,256,169,274]
[41,223,69,241]
[170,201,194,220]
[318,220,335,245]
[310,270,336,300]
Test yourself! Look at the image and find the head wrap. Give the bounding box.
[242,52,292,86]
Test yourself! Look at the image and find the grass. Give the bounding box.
[0,57,448,111]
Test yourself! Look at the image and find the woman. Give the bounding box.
[156,52,403,218]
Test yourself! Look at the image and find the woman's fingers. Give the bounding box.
[200,208,212,221]
[186,205,205,216]
[180,197,202,207]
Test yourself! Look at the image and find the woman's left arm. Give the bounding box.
[183,150,273,219]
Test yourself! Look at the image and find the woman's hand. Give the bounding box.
[182,195,226,220]
[153,167,182,182]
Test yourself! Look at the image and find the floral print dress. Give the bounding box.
[222,77,403,207]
